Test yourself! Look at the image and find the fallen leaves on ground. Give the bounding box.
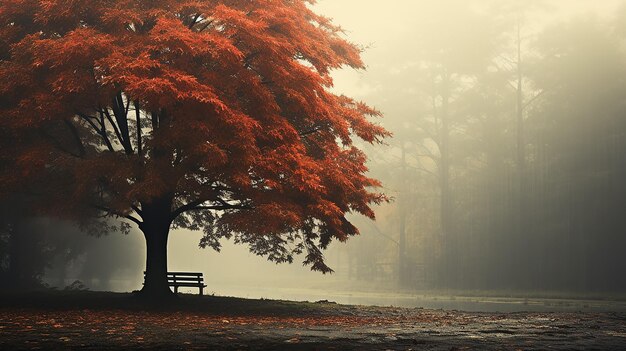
[0,303,625,350]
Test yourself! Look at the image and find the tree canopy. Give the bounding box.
[0,0,388,289]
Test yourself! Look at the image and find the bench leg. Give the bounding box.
[174,286,178,294]
[199,287,203,296]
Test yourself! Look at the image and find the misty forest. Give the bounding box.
[1,0,626,350]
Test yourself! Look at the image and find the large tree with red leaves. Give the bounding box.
[0,0,388,297]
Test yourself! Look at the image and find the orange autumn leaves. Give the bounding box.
[0,0,388,271]
[0,307,413,349]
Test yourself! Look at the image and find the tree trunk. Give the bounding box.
[138,196,174,298]
[439,72,454,288]
[398,142,407,286]
[515,20,529,288]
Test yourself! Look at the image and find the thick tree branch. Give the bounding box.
[112,93,134,154]
[124,94,131,117]
[77,112,103,134]
[131,204,142,216]
[196,19,214,33]
[170,199,207,220]
[102,108,126,151]
[134,100,142,156]
[150,110,159,130]
[77,112,115,152]
[192,204,252,211]
[92,204,142,226]
[96,111,116,152]
[188,13,201,29]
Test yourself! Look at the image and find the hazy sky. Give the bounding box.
[314,0,626,97]
[315,0,624,43]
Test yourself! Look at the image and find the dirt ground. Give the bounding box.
[0,291,625,350]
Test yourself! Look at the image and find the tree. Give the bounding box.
[0,0,388,298]
[408,3,499,287]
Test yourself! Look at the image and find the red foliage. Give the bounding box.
[0,0,389,272]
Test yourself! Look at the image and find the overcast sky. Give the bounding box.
[314,0,626,97]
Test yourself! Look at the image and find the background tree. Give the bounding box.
[335,1,626,295]
[0,0,387,297]
[407,3,500,287]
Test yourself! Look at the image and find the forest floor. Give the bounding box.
[0,291,625,350]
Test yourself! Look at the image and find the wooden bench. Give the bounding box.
[144,271,207,295]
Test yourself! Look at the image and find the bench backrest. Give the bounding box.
[143,271,204,284]
[167,272,204,283]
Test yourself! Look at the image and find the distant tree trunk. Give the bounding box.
[514,20,529,288]
[398,142,407,286]
[138,196,174,298]
[439,72,454,287]
[515,21,526,196]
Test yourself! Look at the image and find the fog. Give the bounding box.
[8,0,626,310]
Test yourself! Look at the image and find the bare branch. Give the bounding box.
[523,89,546,110]
[365,221,399,246]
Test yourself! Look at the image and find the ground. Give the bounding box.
[1,291,625,350]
